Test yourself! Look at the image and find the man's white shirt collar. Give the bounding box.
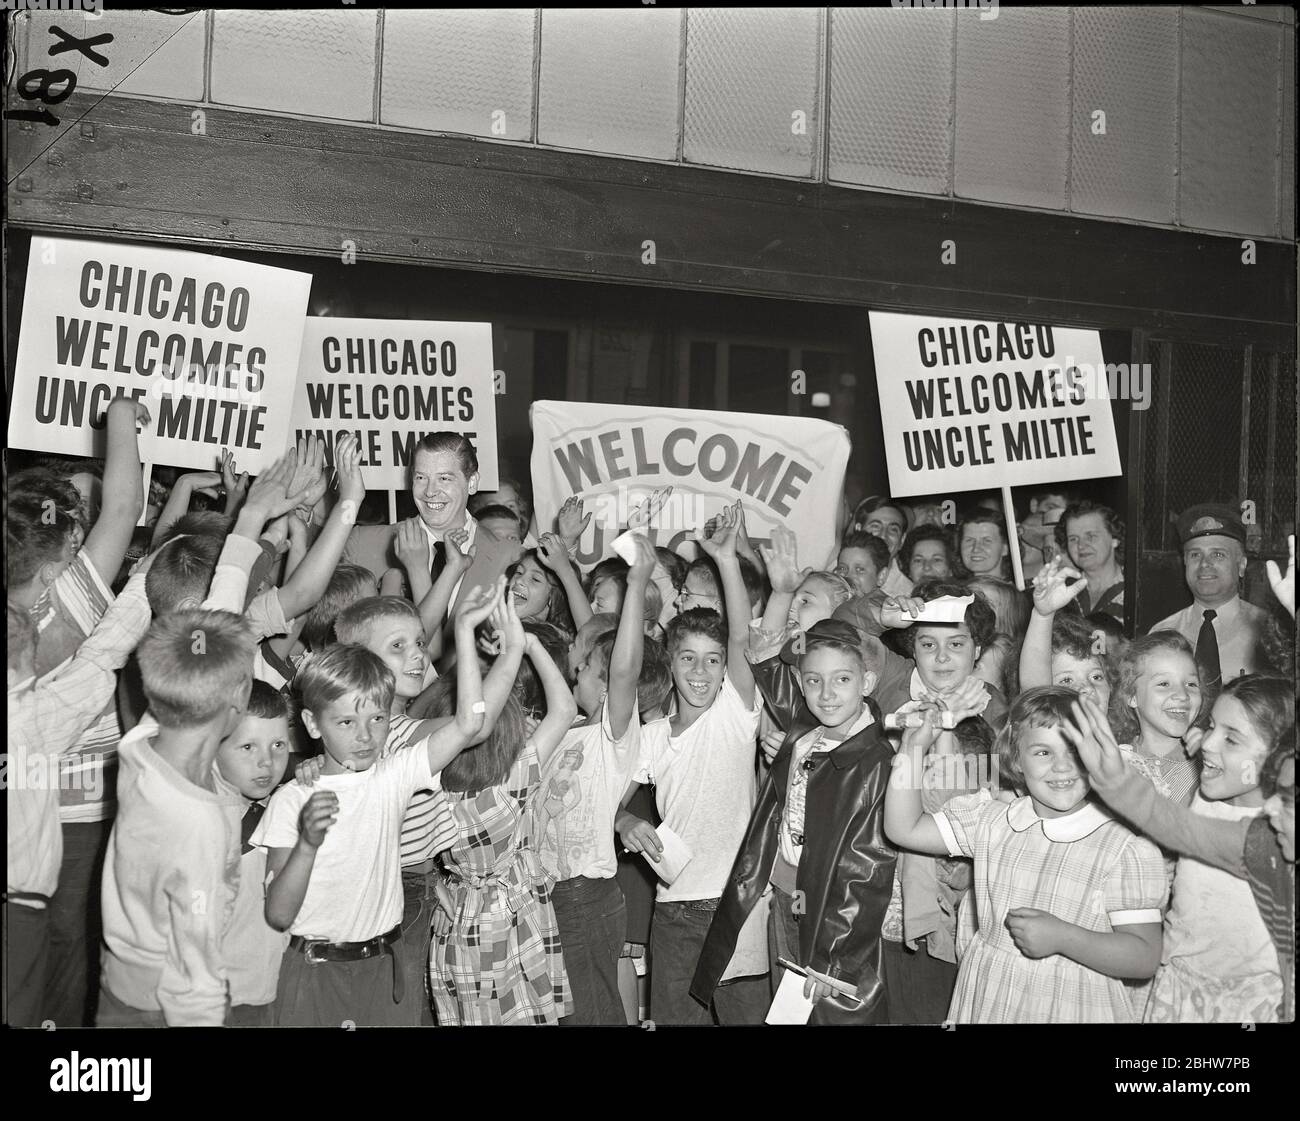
[418,510,476,552]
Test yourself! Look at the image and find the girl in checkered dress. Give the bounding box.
[424,620,578,1025]
[886,685,1168,1023]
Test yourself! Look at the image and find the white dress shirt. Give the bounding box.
[419,511,477,619]
[1149,593,1268,683]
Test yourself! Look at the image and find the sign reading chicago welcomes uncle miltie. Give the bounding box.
[9,237,312,473]
[869,310,1122,498]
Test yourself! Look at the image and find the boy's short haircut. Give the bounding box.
[644,580,664,626]
[145,534,225,616]
[737,555,768,611]
[587,631,617,682]
[953,713,995,757]
[5,488,80,586]
[839,531,891,572]
[8,600,37,674]
[296,643,395,716]
[301,564,378,650]
[665,606,728,654]
[655,547,689,593]
[334,595,423,646]
[155,510,232,548]
[802,570,855,612]
[474,503,525,534]
[896,578,998,654]
[246,678,296,724]
[637,636,673,715]
[802,628,884,678]
[137,609,255,728]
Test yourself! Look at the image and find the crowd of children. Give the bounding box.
[5,424,1296,1026]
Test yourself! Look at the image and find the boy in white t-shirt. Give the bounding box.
[616,504,767,1025]
[532,533,656,1024]
[252,585,499,1027]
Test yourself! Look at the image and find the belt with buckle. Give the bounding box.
[289,924,405,1004]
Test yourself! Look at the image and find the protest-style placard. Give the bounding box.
[868,310,1122,498]
[290,317,498,490]
[530,401,851,566]
[8,236,312,474]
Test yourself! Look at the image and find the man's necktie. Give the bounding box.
[1196,608,1221,694]
[429,538,447,584]
[241,801,266,856]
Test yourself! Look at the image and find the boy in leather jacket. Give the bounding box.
[690,617,896,1023]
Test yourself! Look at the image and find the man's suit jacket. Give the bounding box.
[344,516,515,616]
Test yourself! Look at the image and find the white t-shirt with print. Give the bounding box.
[534,700,641,883]
[635,673,762,902]
[251,746,438,942]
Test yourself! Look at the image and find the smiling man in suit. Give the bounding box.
[345,433,515,618]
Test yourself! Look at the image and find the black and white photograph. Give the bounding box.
[3,0,1294,1100]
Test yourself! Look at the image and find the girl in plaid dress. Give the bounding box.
[886,685,1168,1023]
[425,610,578,1025]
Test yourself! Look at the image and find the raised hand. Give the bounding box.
[880,595,926,629]
[289,434,329,513]
[262,514,292,556]
[557,496,591,546]
[695,502,740,562]
[455,576,506,633]
[490,583,526,652]
[536,531,571,573]
[1265,534,1295,618]
[760,729,785,765]
[395,517,430,574]
[444,527,474,579]
[107,394,151,431]
[627,485,673,531]
[220,448,251,513]
[935,674,990,722]
[626,528,658,584]
[333,433,365,510]
[244,449,314,521]
[1061,695,1127,791]
[758,525,806,594]
[1032,556,1087,617]
[180,470,224,500]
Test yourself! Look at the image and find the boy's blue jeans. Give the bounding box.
[650,898,769,1025]
[551,875,626,1025]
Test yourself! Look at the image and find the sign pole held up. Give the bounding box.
[138,462,153,527]
[1002,483,1026,591]
[388,490,398,526]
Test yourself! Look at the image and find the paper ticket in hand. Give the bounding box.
[647,824,692,885]
[914,595,973,624]
[610,529,652,566]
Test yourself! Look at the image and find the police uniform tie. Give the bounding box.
[1196,608,1221,694]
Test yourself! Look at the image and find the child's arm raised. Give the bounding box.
[417,527,473,655]
[458,579,525,748]
[264,790,339,932]
[150,469,222,549]
[884,706,956,856]
[1005,910,1162,980]
[756,526,805,640]
[83,396,148,582]
[697,503,755,708]
[274,435,363,621]
[419,602,491,774]
[1020,557,1088,690]
[538,531,592,630]
[1064,697,1249,876]
[524,631,579,768]
[607,532,654,739]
